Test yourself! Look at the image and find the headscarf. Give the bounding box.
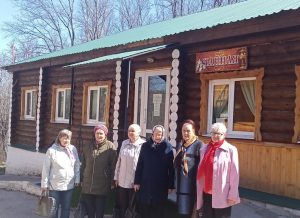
[151,125,165,145]
[94,124,108,135]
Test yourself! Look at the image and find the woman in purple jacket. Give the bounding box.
[196,122,240,218]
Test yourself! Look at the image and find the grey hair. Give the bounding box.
[211,122,227,134]
[55,129,72,145]
[128,124,141,134]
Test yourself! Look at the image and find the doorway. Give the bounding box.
[134,68,171,139]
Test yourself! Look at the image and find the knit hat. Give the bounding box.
[94,124,108,135]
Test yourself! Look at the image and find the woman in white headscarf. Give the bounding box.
[134,125,175,218]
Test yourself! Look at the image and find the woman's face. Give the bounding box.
[128,127,139,142]
[152,128,163,143]
[182,123,195,142]
[95,129,106,143]
[210,130,225,143]
[59,136,70,147]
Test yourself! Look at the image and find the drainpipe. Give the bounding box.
[69,67,75,130]
[123,60,131,138]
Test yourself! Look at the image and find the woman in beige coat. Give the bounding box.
[114,124,145,218]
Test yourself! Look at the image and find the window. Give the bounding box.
[82,81,111,125]
[56,88,71,122]
[200,69,263,140]
[51,85,71,123]
[208,78,255,138]
[21,87,38,120]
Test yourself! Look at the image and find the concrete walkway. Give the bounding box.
[0,174,299,218]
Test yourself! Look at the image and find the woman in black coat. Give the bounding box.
[134,125,175,218]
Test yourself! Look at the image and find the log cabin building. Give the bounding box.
[4,0,300,201]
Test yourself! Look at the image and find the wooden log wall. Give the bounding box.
[11,70,39,148]
[39,62,120,149]
[188,34,300,200]
[183,34,300,144]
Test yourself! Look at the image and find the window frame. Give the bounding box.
[82,81,111,126]
[20,86,38,120]
[200,68,264,141]
[51,85,71,123]
[207,77,256,139]
[293,65,300,143]
[55,87,71,123]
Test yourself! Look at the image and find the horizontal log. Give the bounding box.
[261,132,292,143]
[262,88,295,98]
[262,110,294,121]
[262,99,295,110]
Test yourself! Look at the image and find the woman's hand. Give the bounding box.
[227,199,236,206]
[133,184,140,192]
[41,187,48,195]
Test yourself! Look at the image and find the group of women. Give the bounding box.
[41,120,240,218]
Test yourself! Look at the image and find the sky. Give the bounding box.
[0,0,17,51]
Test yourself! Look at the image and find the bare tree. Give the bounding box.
[0,54,13,163]
[114,0,154,31]
[3,0,77,55]
[77,0,115,42]
[153,0,245,21]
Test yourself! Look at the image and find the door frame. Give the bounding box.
[134,68,171,138]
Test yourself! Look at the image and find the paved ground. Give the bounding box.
[0,174,299,218]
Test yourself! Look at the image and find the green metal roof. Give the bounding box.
[65,44,168,67]
[15,0,300,65]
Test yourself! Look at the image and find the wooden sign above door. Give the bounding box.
[196,47,247,73]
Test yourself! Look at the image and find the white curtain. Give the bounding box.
[240,80,255,115]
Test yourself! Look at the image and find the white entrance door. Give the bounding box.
[134,68,171,139]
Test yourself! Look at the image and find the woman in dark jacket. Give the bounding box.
[81,124,117,218]
[134,125,175,218]
[174,120,203,217]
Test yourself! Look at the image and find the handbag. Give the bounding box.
[124,193,140,218]
[35,193,56,217]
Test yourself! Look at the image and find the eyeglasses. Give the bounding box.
[210,132,224,136]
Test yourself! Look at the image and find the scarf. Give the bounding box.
[65,146,75,164]
[174,135,198,176]
[197,139,224,193]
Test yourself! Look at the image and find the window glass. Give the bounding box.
[89,89,97,120]
[26,92,32,116]
[233,80,255,132]
[212,84,229,125]
[65,89,71,119]
[57,91,64,118]
[98,87,107,122]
